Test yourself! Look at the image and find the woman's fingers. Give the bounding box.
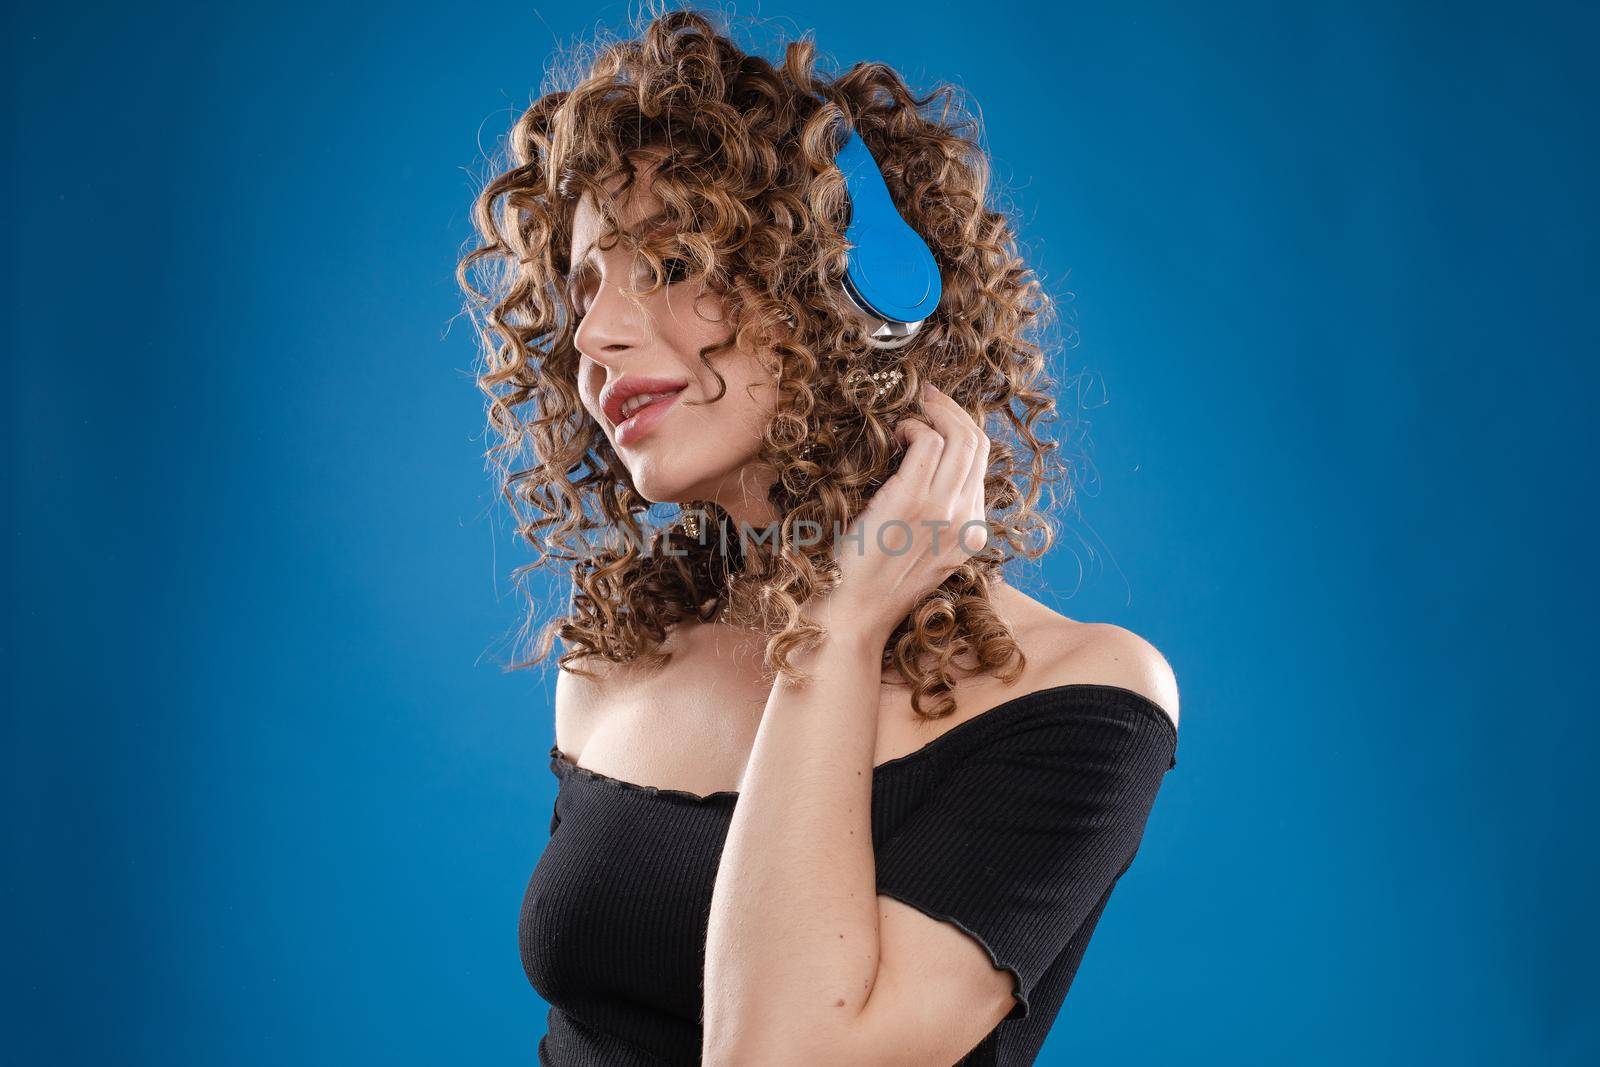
[889,415,944,496]
[958,431,992,553]
[960,431,991,507]
[920,384,985,504]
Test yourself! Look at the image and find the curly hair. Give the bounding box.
[456,4,1080,719]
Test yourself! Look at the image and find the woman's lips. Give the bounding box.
[614,388,685,447]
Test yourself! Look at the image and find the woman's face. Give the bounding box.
[568,159,780,523]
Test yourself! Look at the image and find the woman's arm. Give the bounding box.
[699,600,891,1063]
[701,383,994,1064]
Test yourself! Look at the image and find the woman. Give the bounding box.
[458,9,1180,1065]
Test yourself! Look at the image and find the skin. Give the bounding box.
[560,155,1181,1064]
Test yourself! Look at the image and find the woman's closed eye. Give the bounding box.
[655,257,692,286]
[567,258,693,320]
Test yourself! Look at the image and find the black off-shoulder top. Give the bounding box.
[519,683,1179,1066]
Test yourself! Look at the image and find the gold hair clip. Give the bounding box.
[845,364,905,404]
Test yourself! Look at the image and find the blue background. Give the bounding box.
[7,1,1596,1063]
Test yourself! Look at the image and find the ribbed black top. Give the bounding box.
[519,683,1178,1066]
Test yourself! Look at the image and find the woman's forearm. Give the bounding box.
[701,615,889,1063]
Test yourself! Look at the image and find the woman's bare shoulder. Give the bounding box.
[1058,621,1180,730]
[996,585,1180,730]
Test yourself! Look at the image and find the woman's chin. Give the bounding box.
[630,475,706,507]
[627,448,766,512]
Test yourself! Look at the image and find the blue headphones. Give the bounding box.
[832,128,943,349]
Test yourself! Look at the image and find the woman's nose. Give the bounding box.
[574,276,648,361]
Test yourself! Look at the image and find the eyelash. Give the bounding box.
[569,258,693,319]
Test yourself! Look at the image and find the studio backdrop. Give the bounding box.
[7,1,1596,1064]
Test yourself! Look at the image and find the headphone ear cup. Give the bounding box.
[833,128,942,341]
[839,271,923,350]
